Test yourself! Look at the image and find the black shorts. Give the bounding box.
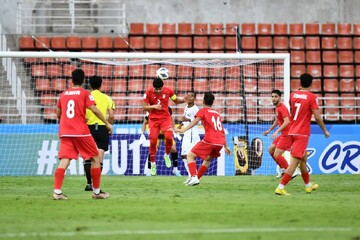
[88,124,109,151]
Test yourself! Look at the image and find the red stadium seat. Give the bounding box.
[311,79,322,92]
[46,64,62,77]
[226,67,241,78]
[66,36,81,50]
[323,79,339,92]
[323,65,338,77]
[274,23,288,34]
[340,65,354,77]
[307,65,322,77]
[290,37,304,50]
[127,93,145,121]
[225,94,243,122]
[209,36,224,52]
[34,36,50,50]
[146,23,160,35]
[338,37,352,49]
[258,36,272,50]
[323,94,340,121]
[113,65,128,78]
[340,79,355,92]
[225,36,237,52]
[322,51,337,63]
[161,36,176,51]
[226,79,241,91]
[193,78,209,92]
[306,23,320,34]
[210,23,224,35]
[35,78,51,92]
[128,78,143,92]
[145,36,160,50]
[111,93,127,120]
[258,23,272,34]
[40,93,57,106]
[50,36,66,50]
[258,79,272,93]
[194,23,208,35]
[129,65,144,77]
[321,23,336,35]
[193,36,208,51]
[81,36,97,50]
[19,36,35,50]
[51,78,67,92]
[289,23,304,35]
[112,78,127,92]
[209,67,224,78]
[177,65,193,78]
[145,65,160,78]
[113,37,129,51]
[129,37,144,51]
[291,51,305,63]
[97,37,113,50]
[62,64,77,77]
[306,51,320,63]
[193,66,208,77]
[176,79,192,92]
[274,24,288,50]
[177,37,192,51]
[338,51,353,63]
[291,65,306,77]
[209,79,225,92]
[129,23,144,34]
[306,37,320,49]
[31,65,46,77]
[322,37,336,49]
[97,65,113,77]
[81,64,96,77]
[290,79,300,91]
[244,78,256,92]
[178,23,192,34]
[242,23,255,35]
[338,23,352,35]
[164,79,176,91]
[242,37,256,51]
[226,23,239,35]
[161,23,176,34]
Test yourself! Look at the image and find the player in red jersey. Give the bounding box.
[176,92,232,186]
[143,77,187,176]
[275,73,330,195]
[53,69,113,200]
[263,90,298,178]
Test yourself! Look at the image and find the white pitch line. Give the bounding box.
[0,227,356,238]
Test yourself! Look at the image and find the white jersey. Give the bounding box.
[181,104,200,155]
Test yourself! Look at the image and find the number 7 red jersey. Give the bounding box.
[288,90,319,136]
[195,107,226,146]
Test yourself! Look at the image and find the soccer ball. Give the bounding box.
[156,67,169,80]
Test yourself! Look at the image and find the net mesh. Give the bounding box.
[0,52,288,176]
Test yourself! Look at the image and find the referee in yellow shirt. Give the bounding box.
[84,75,115,191]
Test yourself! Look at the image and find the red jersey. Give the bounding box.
[275,103,292,135]
[57,87,95,137]
[196,107,226,146]
[289,90,319,136]
[144,86,175,120]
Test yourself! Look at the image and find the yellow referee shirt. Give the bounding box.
[86,90,115,125]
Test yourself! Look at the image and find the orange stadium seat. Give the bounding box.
[177,65,193,78]
[225,66,241,78]
[323,79,339,92]
[113,37,129,51]
[50,36,66,50]
[225,94,243,122]
[356,79,360,92]
[129,23,144,34]
[273,23,288,50]
[209,67,224,78]
[241,23,256,52]
[177,37,192,51]
[97,65,113,77]
[127,93,144,121]
[322,51,337,63]
[193,78,209,92]
[98,78,110,93]
[274,23,287,34]
[97,37,113,50]
[226,23,238,35]
[194,67,208,78]
[161,23,176,51]
[338,23,352,34]
[210,23,224,35]
[306,50,320,63]
[306,23,320,34]
[194,36,208,51]
[306,37,320,49]
[111,93,127,120]
[242,23,255,35]
[129,37,144,51]
[129,65,144,77]
[258,79,272,93]
[81,64,96,77]
[243,78,256,92]
[145,36,160,51]
[81,36,97,50]
[322,37,336,49]
[290,37,304,49]
[35,78,51,92]
[178,23,192,34]
[19,36,35,50]
[127,78,143,92]
[275,65,284,78]
[291,65,306,77]
[43,107,58,121]
[31,65,46,77]
[146,23,160,35]
[291,51,305,63]
[209,79,225,92]
[340,79,355,92]
[290,79,300,91]
[176,79,192,92]
[145,65,160,78]
[323,65,338,77]
[40,93,57,106]
[194,23,208,35]
[113,65,128,78]
[338,51,353,63]
[311,79,322,92]
[307,65,322,77]
[112,78,127,92]
[164,79,176,90]
[321,23,335,35]
[338,37,352,49]
[46,64,62,77]
[225,36,237,52]
[340,65,354,77]
[161,23,176,34]
[34,36,50,50]
[209,36,224,52]
[355,51,360,63]
[323,93,340,121]
[225,79,241,92]
[66,36,81,50]
[290,23,304,35]
[51,78,67,92]
[62,64,77,77]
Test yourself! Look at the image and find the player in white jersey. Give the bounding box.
[177,92,200,177]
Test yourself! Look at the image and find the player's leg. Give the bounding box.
[180,136,191,177]
[197,145,222,180]
[162,130,173,168]
[185,151,200,186]
[170,141,181,176]
[149,121,161,175]
[197,156,211,179]
[300,154,318,193]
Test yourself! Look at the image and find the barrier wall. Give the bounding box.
[0,124,359,176]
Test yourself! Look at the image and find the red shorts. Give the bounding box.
[290,135,309,159]
[58,136,99,160]
[148,117,173,139]
[273,135,292,151]
[191,141,223,160]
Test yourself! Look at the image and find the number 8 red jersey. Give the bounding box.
[195,107,226,146]
[288,90,319,136]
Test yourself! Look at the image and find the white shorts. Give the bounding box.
[181,136,200,156]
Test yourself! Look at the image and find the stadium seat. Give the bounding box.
[178,23,192,34]
[81,36,97,50]
[338,51,353,63]
[209,79,225,92]
[259,108,275,122]
[66,36,81,50]
[311,79,322,92]
[356,79,360,92]
[323,94,340,121]
[194,67,209,78]
[50,36,66,50]
[34,36,50,50]
[225,96,243,122]
[210,23,224,35]
[112,78,127,92]
[321,23,336,35]
[46,64,62,77]
[193,78,209,92]
[40,93,57,106]
[242,37,256,51]
[289,23,304,35]
[274,79,284,91]
[176,79,193,92]
[243,78,257,92]
[338,37,352,49]
[258,23,272,50]
[193,36,208,51]
[258,23,272,34]
[161,36,176,51]
[225,36,237,52]
[43,107,58,121]
[129,65,144,77]
[355,51,360,63]
[274,23,288,34]
[177,37,192,51]
[209,36,224,52]
[111,93,127,121]
[161,23,176,34]
[340,65,354,77]
[273,23,288,50]
[243,65,257,77]
[35,78,51,92]
[340,78,355,92]
[97,78,110,93]
[225,66,241,78]
[323,79,339,92]
[97,37,113,50]
[258,79,272,93]
[306,23,320,34]
[19,36,35,50]
[323,65,338,77]
[307,65,322,77]
[322,37,336,49]
[113,37,129,51]
[194,23,208,35]
[212,93,226,114]
[306,50,320,63]
[226,79,241,92]
[129,37,144,51]
[290,79,300,91]
[291,51,305,63]
[127,78,143,92]
[322,51,337,63]
[209,67,225,78]
[112,65,128,78]
[127,93,145,121]
[306,37,320,49]
[51,78,67,92]
[164,79,176,90]
[97,65,113,77]
[81,64,96,77]
[225,23,239,35]
[145,36,161,50]
[177,65,193,78]
[338,23,352,35]
[31,65,46,77]
[62,64,77,78]
[241,23,255,35]
[290,37,304,49]
[144,65,159,78]
[291,65,306,77]
[146,23,160,35]
[129,23,144,34]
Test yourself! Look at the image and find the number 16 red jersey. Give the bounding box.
[196,107,226,146]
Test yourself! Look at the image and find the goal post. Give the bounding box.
[0,51,290,176]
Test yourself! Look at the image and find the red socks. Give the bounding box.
[280,173,292,186]
[54,168,65,189]
[91,167,101,189]
[301,171,310,185]
[274,155,289,169]
[197,165,208,179]
[188,162,197,176]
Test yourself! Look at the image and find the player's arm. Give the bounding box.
[272,117,290,136]
[263,119,278,136]
[56,108,61,119]
[107,98,115,125]
[141,118,148,134]
[312,108,330,138]
[88,104,113,134]
[175,116,201,133]
[171,94,188,104]
[143,103,162,111]
[224,138,232,156]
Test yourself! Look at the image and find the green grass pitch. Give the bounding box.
[0,174,359,240]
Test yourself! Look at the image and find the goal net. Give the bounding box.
[0,52,290,177]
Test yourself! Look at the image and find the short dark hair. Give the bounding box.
[89,75,102,90]
[300,73,313,88]
[188,91,197,98]
[204,92,215,106]
[72,69,85,86]
[271,89,282,96]
[153,77,164,88]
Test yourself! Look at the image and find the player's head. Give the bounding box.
[153,77,164,94]
[187,91,196,104]
[89,75,102,90]
[203,92,215,106]
[300,73,313,88]
[271,89,282,106]
[72,69,85,86]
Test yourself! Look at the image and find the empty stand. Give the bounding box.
[210,23,224,35]
[209,67,225,78]
[323,79,339,92]
[127,93,144,121]
[226,79,241,91]
[193,78,208,92]
[146,23,160,35]
[291,65,306,77]
[290,37,305,49]
[323,93,340,121]
[209,79,225,92]
[176,79,192,92]
[40,93,57,106]
[81,36,97,50]
[127,78,143,92]
[225,96,243,122]
[113,37,129,51]
[291,51,305,63]
[161,23,176,34]
[66,36,81,50]
[97,65,113,77]
[193,36,208,51]
[273,23,288,50]
[339,65,354,77]
[81,64,96,77]
[51,79,67,92]
[129,65,144,77]
[322,51,337,63]
[112,78,127,92]
[322,37,336,49]
[46,64,62,77]
[129,36,144,51]
[241,23,256,52]
[290,79,300,91]
[129,23,144,34]
[35,78,51,92]
[178,23,192,34]
[31,65,46,77]
[209,36,224,52]
[307,65,322,77]
[306,37,320,49]
[97,37,113,50]
[340,78,355,92]
[289,23,304,35]
[62,64,77,77]
[321,23,335,35]
[338,37,352,49]
[338,51,353,63]
[306,51,320,63]
[111,93,127,121]
[305,23,320,34]
[50,36,66,50]
[311,79,322,92]
[19,36,35,50]
[337,23,352,35]
[340,93,356,121]
[34,36,50,50]
[323,65,338,77]
[244,78,257,92]
[145,36,160,51]
[194,23,208,35]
